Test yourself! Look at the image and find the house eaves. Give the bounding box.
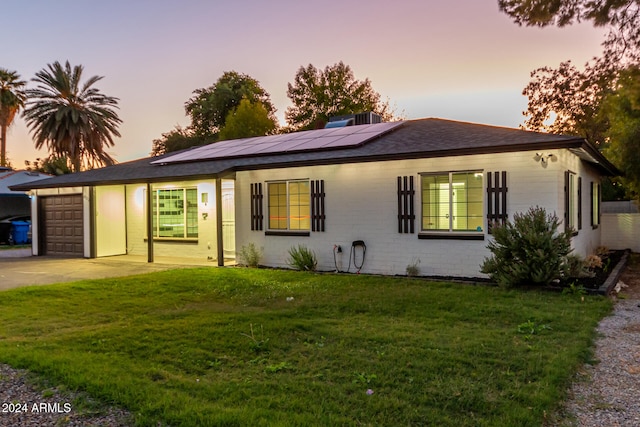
[9,118,618,191]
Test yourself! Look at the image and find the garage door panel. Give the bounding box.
[41,195,83,256]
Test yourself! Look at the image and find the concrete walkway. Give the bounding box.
[0,250,217,291]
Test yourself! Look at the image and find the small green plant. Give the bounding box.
[303,335,326,349]
[264,362,292,374]
[481,206,573,288]
[602,257,612,273]
[562,281,587,296]
[517,320,552,340]
[406,258,420,277]
[352,372,377,385]
[287,245,317,271]
[238,243,262,268]
[240,323,269,353]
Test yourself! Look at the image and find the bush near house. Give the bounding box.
[237,242,263,268]
[287,245,318,271]
[0,269,611,426]
[481,206,573,287]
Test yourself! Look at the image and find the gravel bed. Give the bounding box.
[0,364,131,427]
[559,260,640,427]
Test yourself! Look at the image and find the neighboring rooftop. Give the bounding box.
[10,118,619,191]
[0,169,52,195]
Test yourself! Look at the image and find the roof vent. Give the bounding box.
[324,118,355,129]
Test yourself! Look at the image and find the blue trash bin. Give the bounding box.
[10,221,30,245]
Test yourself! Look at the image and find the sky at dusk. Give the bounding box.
[3,0,607,168]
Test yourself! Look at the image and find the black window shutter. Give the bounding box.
[311,180,325,232]
[397,176,415,233]
[250,183,263,231]
[577,177,582,230]
[486,171,508,233]
[597,183,601,225]
[590,181,595,227]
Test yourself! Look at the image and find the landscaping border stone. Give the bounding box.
[597,249,631,295]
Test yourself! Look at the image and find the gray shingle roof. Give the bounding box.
[10,118,617,191]
[1,170,52,194]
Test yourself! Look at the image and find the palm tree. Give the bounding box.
[23,61,121,172]
[0,68,27,167]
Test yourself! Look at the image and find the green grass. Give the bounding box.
[0,244,30,250]
[0,268,612,426]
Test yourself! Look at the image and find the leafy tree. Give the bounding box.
[0,68,27,167]
[285,61,393,130]
[218,99,277,141]
[520,60,613,143]
[500,0,640,140]
[151,126,208,156]
[499,0,640,63]
[24,155,72,175]
[23,61,121,172]
[500,1,639,199]
[185,71,275,138]
[603,66,640,199]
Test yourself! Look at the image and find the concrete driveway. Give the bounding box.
[0,250,215,291]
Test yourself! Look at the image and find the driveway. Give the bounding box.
[0,250,215,291]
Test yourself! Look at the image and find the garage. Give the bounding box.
[40,195,84,256]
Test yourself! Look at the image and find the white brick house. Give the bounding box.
[12,118,617,278]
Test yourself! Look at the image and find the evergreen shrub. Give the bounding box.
[481,206,573,287]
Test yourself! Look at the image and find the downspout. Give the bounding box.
[216,178,224,266]
[146,183,154,263]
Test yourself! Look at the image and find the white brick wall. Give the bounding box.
[124,181,218,261]
[235,149,606,278]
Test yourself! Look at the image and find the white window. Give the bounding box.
[591,181,601,228]
[565,172,581,232]
[151,188,198,239]
[421,171,483,233]
[267,180,310,231]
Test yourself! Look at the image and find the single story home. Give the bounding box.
[11,117,618,278]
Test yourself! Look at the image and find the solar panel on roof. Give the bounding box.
[151,121,404,165]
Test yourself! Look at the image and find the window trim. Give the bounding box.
[419,170,484,237]
[147,187,199,241]
[266,179,311,233]
[591,181,601,229]
[565,171,579,235]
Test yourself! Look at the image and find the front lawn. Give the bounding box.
[0,268,611,426]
